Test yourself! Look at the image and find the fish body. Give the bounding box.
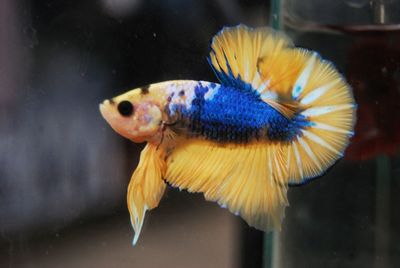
[99,25,356,245]
[101,80,305,143]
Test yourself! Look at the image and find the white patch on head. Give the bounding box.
[165,83,178,96]
[164,81,198,116]
[183,84,196,109]
[161,81,221,116]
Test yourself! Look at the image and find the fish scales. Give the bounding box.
[168,82,299,142]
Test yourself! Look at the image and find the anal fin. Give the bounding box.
[165,138,288,231]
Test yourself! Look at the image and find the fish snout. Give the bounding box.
[99,99,113,118]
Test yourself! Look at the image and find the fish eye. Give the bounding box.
[117,101,134,116]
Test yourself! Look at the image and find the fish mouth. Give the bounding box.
[99,99,111,118]
[101,99,111,105]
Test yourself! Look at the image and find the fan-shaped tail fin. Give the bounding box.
[209,25,356,185]
[281,51,356,184]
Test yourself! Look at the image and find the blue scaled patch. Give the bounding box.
[183,82,303,142]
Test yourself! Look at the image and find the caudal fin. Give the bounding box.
[209,25,356,184]
[282,51,356,185]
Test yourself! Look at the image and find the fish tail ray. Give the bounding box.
[283,52,356,185]
[165,139,288,231]
[127,143,167,245]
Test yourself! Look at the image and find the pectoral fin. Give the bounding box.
[127,143,167,245]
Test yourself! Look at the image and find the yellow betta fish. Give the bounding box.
[100,25,356,245]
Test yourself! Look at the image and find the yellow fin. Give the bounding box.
[256,48,310,99]
[165,138,288,231]
[209,25,302,118]
[281,52,356,184]
[127,143,167,245]
[209,27,356,184]
[209,25,293,90]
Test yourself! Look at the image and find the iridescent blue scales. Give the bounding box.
[99,25,356,245]
[169,82,309,142]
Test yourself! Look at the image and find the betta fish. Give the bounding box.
[100,25,356,245]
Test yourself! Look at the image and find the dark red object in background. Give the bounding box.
[346,30,400,161]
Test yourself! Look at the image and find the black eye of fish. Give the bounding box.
[117,101,134,116]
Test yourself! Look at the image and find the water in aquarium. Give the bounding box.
[0,0,399,268]
[275,1,400,267]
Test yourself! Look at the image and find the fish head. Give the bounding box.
[99,86,165,143]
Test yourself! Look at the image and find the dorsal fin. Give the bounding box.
[208,25,298,117]
[209,25,293,89]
